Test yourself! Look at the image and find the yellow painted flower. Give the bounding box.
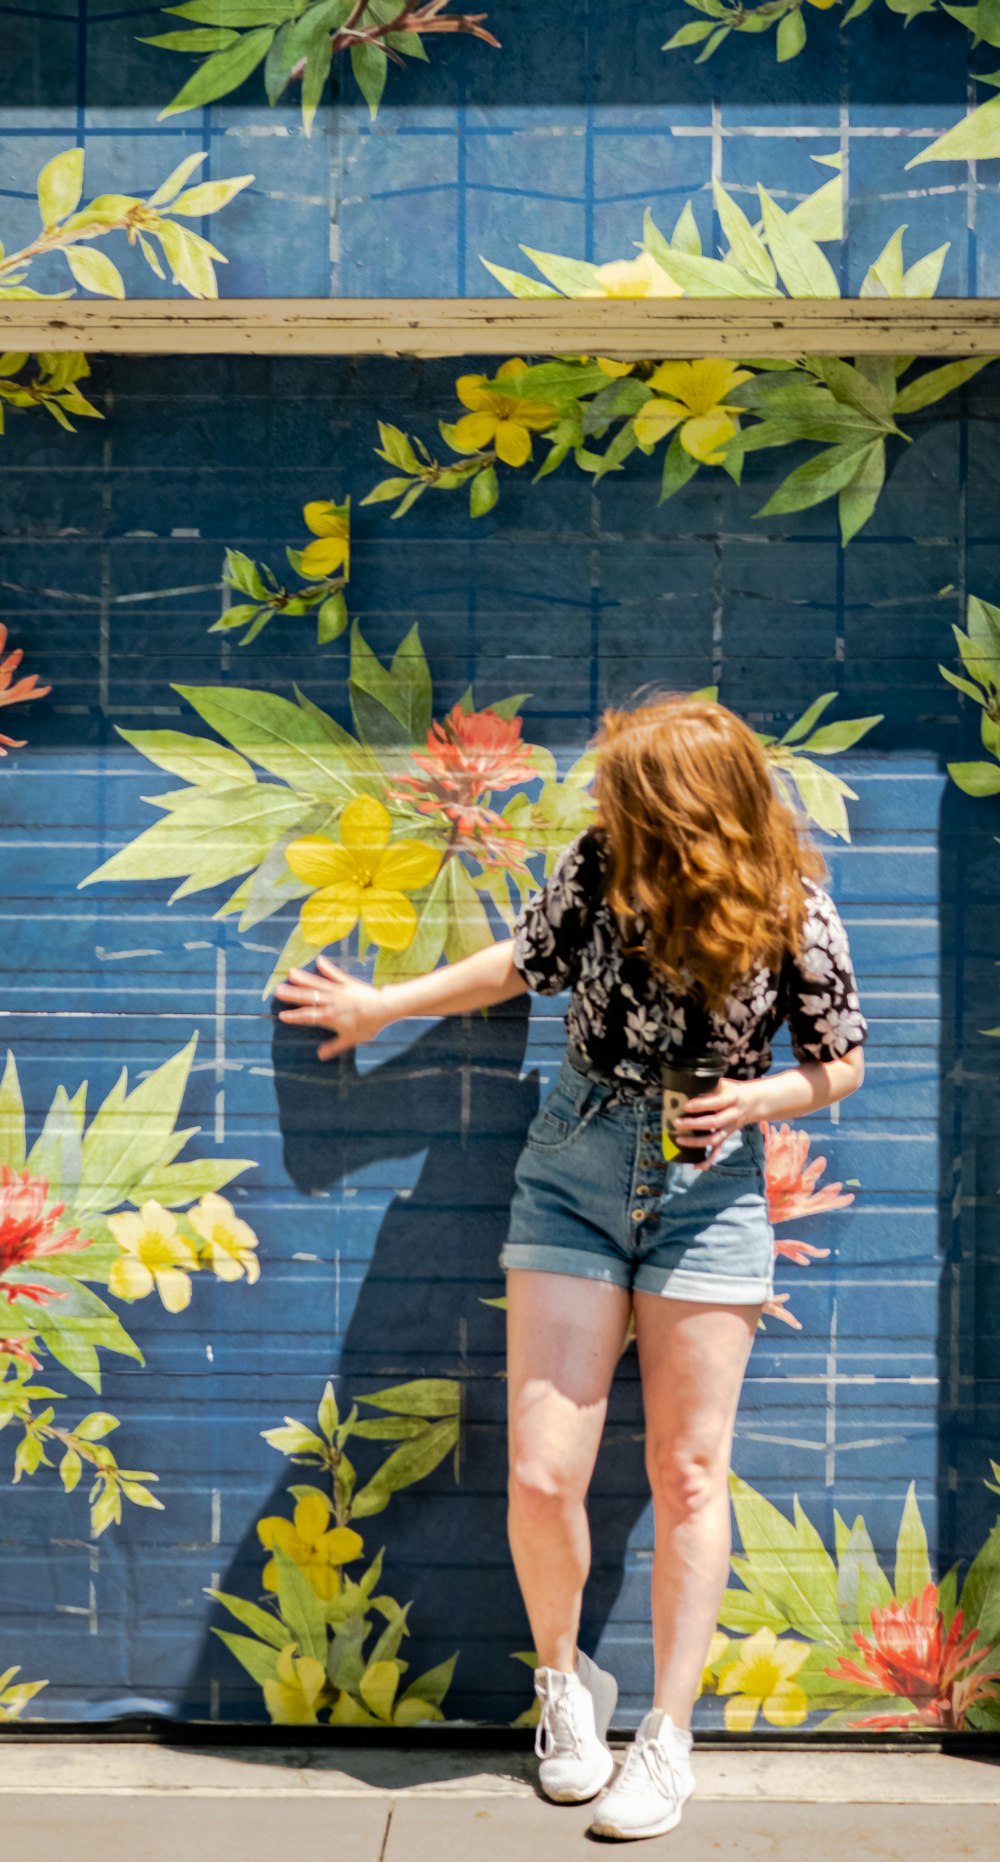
[107,1201,198,1314]
[257,1490,364,1601]
[716,1628,810,1731]
[595,357,639,378]
[805,0,839,9]
[286,795,441,952]
[263,1644,327,1726]
[299,499,350,580]
[632,358,754,464]
[581,253,683,299]
[696,1630,730,1699]
[451,358,558,467]
[188,1193,260,1284]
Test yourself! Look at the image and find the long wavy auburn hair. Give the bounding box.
[593,695,827,1010]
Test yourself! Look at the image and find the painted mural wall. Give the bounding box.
[1,2,1000,1734]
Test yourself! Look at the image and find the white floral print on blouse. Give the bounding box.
[512,829,868,1092]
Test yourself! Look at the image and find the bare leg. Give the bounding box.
[506,1270,632,1673]
[632,1295,761,1727]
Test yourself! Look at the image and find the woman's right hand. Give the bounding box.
[275,955,391,1060]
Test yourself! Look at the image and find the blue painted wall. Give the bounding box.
[2,1,1000,1732]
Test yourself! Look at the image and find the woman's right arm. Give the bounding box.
[275,938,528,1060]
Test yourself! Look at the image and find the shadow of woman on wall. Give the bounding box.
[182,993,649,1728]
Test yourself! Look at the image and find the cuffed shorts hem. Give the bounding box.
[634,1265,772,1304]
[499,1243,632,1288]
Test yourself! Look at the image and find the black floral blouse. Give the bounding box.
[512,828,868,1093]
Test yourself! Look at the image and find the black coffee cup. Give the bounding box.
[661,1054,727,1164]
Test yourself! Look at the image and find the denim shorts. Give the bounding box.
[501,1049,774,1303]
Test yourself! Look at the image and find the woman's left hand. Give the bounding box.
[672,1077,765,1168]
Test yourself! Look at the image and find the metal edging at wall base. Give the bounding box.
[2,297,1000,357]
[1,1722,999,1754]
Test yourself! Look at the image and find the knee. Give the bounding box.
[509,1449,585,1516]
[646,1442,721,1520]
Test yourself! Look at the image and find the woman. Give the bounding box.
[276,696,867,1842]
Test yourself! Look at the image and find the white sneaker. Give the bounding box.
[534,1650,618,1804]
[588,1708,694,1840]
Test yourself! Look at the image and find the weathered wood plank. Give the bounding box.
[3,297,1000,357]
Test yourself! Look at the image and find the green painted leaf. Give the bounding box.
[776,6,806,59]
[37,149,84,228]
[644,211,773,297]
[212,1629,282,1686]
[907,91,1000,166]
[0,1052,26,1171]
[62,247,125,299]
[781,692,836,745]
[948,760,1000,796]
[758,187,839,298]
[716,1586,790,1635]
[712,178,776,288]
[26,1279,144,1386]
[118,727,255,790]
[351,39,387,116]
[82,785,308,898]
[729,1475,843,1644]
[756,440,876,518]
[171,684,364,801]
[132,1156,255,1206]
[894,1481,933,1603]
[838,438,886,544]
[479,258,560,299]
[517,246,602,295]
[443,858,493,963]
[26,1087,85,1201]
[834,1512,893,1628]
[158,26,275,117]
[812,357,895,428]
[349,621,431,748]
[300,22,334,132]
[782,755,856,840]
[670,199,702,255]
[139,27,241,48]
[786,173,843,245]
[659,431,700,504]
[74,1037,196,1218]
[939,664,986,704]
[317,590,348,644]
[357,1379,460,1418]
[350,1417,458,1519]
[166,0,296,18]
[662,19,718,46]
[802,713,882,755]
[893,357,995,417]
[398,1653,457,1711]
[470,464,498,517]
[272,1543,328,1661]
[209,1590,289,1649]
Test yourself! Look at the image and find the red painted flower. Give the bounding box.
[0,623,50,755]
[0,1167,85,1306]
[388,703,535,866]
[824,1582,1000,1730]
[762,1122,855,1227]
[0,1334,42,1370]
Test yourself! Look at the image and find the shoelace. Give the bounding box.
[614,1735,684,1804]
[534,1688,584,1761]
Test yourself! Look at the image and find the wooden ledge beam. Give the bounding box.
[2,297,1000,358]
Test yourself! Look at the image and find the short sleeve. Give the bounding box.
[512,831,601,996]
[784,884,869,1064]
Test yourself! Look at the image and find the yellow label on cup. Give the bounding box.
[662,1085,688,1161]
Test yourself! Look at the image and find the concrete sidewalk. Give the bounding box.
[2,1740,1000,1860]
